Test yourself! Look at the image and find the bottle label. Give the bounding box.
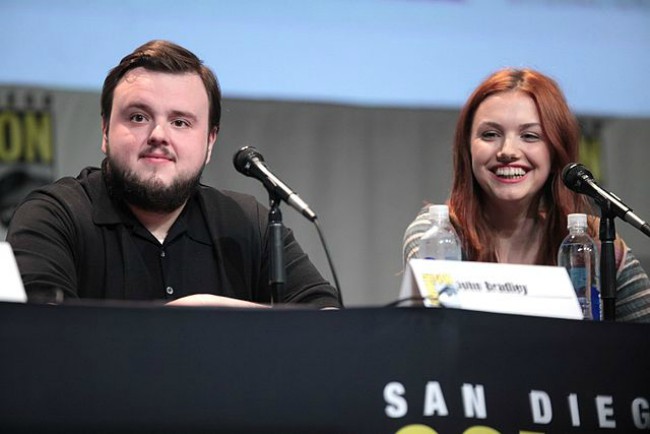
[567,268,587,298]
[567,267,592,319]
[590,285,601,321]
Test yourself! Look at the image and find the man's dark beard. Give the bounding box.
[102,157,202,213]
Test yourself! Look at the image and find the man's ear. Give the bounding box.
[205,126,219,164]
[101,118,109,155]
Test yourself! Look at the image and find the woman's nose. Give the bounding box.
[496,136,519,162]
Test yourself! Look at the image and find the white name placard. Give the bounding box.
[0,242,27,303]
[399,259,582,320]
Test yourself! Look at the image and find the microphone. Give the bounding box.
[233,146,317,221]
[562,163,650,237]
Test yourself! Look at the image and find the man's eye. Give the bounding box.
[172,119,190,128]
[130,114,147,123]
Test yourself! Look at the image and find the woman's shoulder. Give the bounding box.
[404,205,431,237]
[402,204,432,264]
[585,215,628,269]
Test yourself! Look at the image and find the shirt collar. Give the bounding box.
[82,168,124,226]
[84,168,211,245]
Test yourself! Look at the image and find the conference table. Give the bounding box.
[1,301,648,433]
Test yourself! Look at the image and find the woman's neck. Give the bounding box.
[484,202,543,265]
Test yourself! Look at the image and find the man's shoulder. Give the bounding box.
[197,185,262,211]
[9,167,104,240]
[14,167,112,228]
[27,167,99,200]
[195,185,267,231]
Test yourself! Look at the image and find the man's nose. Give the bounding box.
[147,123,169,146]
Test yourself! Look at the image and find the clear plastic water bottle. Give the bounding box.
[557,213,600,320]
[418,204,462,261]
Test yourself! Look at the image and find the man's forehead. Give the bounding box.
[115,67,204,92]
[113,68,209,110]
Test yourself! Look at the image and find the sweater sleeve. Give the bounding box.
[615,246,650,322]
[402,205,431,265]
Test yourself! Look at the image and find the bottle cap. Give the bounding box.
[428,204,449,220]
[567,213,587,229]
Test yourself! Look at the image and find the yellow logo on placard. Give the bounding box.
[421,273,455,306]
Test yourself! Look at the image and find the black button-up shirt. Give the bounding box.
[128,194,219,300]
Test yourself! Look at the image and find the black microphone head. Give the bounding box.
[233,146,264,176]
[562,163,594,194]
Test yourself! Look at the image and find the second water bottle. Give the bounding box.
[418,204,462,261]
[557,213,600,320]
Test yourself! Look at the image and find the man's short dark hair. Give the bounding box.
[101,40,221,132]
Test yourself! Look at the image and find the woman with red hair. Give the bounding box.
[402,68,650,322]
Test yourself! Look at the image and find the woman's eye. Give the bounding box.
[481,131,499,140]
[522,132,541,142]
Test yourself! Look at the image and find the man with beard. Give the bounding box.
[6,40,341,309]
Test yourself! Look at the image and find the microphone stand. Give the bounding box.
[598,201,617,321]
[268,196,285,305]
